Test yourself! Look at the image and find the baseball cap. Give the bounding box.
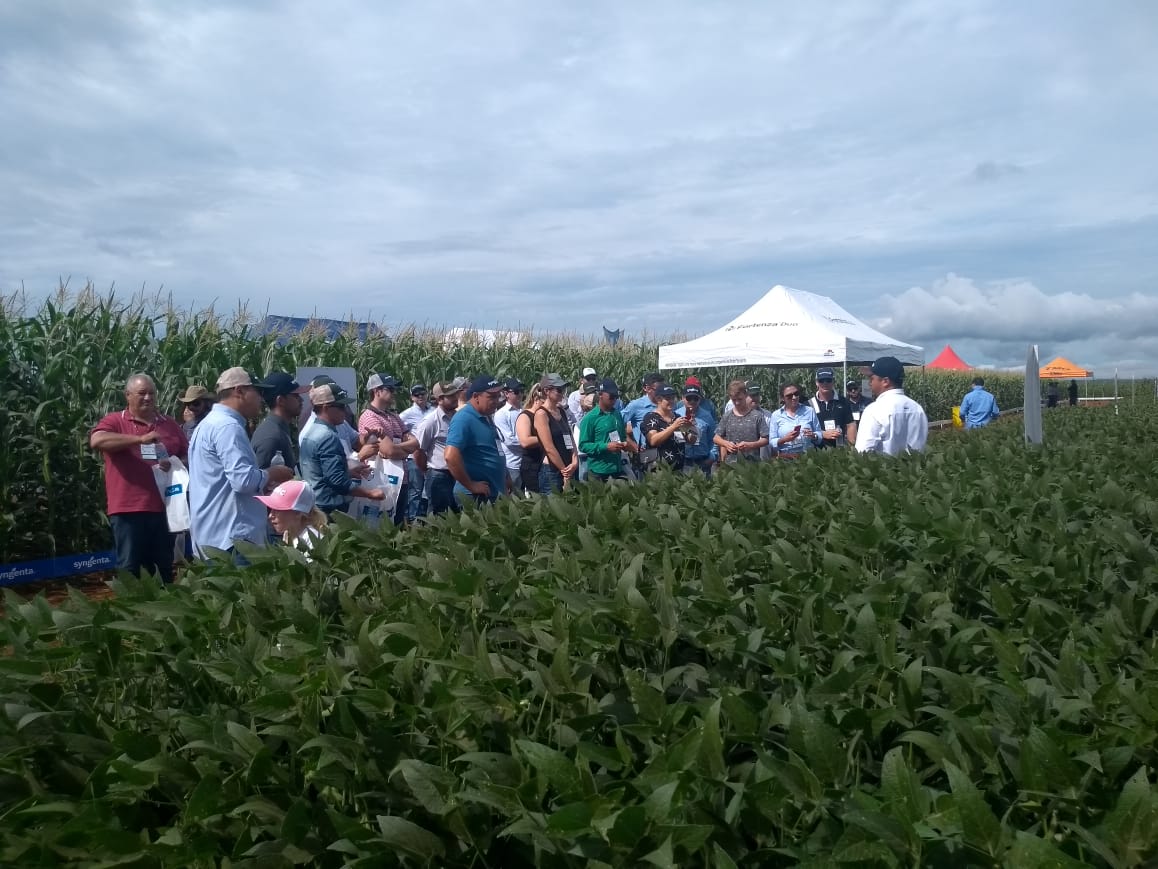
[309,374,335,388]
[684,385,702,398]
[598,378,619,397]
[685,376,702,388]
[216,367,271,392]
[846,379,861,390]
[745,382,762,394]
[504,377,525,391]
[178,385,211,403]
[309,383,354,406]
[469,374,501,395]
[582,367,597,378]
[255,479,315,514]
[366,373,400,392]
[410,384,427,396]
[816,368,835,381]
[263,372,308,398]
[655,384,677,398]
[542,373,568,389]
[432,380,461,399]
[450,376,469,392]
[870,356,905,384]
[642,372,664,387]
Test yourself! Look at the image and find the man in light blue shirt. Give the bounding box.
[959,377,999,429]
[189,368,293,557]
[622,373,663,444]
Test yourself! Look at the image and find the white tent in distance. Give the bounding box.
[657,284,923,369]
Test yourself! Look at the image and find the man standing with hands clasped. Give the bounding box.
[578,378,637,481]
[855,356,929,456]
[808,367,856,447]
[445,374,508,506]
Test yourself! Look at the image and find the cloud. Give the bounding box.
[0,0,1156,370]
[969,161,1024,183]
[877,273,1158,375]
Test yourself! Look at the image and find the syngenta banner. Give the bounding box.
[0,551,116,587]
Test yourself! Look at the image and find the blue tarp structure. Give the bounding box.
[255,315,387,344]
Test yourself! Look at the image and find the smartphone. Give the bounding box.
[685,406,693,420]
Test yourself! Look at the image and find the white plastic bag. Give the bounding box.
[347,457,405,528]
[153,456,191,532]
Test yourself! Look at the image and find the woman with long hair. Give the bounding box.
[516,383,547,496]
[534,374,578,494]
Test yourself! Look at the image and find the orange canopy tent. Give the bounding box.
[927,345,971,370]
[1039,356,1093,379]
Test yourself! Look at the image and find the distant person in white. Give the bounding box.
[855,356,929,456]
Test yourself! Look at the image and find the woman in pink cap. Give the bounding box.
[255,480,328,554]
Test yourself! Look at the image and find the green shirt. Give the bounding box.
[579,408,628,476]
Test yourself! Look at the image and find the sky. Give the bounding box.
[2,1,1157,373]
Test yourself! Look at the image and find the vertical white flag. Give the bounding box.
[1024,344,1043,445]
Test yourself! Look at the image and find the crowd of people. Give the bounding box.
[89,355,931,582]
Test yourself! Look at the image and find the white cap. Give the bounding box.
[582,367,597,378]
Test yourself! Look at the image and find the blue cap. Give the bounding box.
[468,374,500,396]
[598,378,619,397]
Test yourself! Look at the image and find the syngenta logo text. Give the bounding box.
[0,566,34,581]
[72,555,112,570]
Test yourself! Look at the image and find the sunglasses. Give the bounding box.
[783,392,800,399]
[817,378,834,384]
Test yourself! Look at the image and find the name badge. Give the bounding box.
[562,434,574,449]
[608,431,621,444]
[823,419,837,431]
[852,412,861,421]
[140,443,158,461]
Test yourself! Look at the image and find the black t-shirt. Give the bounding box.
[809,395,853,447]
[251,414,296,469]
[641,411,687,469]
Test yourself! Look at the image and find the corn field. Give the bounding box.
[1,286,1053,564]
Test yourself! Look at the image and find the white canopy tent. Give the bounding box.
[658,285,924,377]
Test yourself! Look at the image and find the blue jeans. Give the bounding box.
[406,458,428,521]
[539,465,564,495]
[429,469,461,515]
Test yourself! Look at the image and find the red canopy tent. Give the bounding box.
[927,345,971,370]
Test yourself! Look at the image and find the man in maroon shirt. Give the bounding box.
[90,373,188,583]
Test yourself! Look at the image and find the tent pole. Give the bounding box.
[842,360,847,397]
